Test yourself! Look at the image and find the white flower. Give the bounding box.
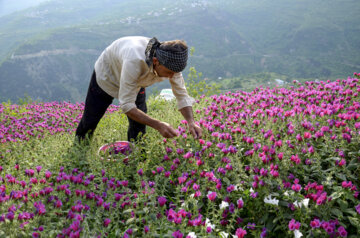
[205,218,215,229]
[187,232,197,238]
[235,184,244,191]
[302,198,309,208]
[250,188,254,193]
[219,201,229,209]
[220,231,229,238]
[284,191,290,196]
[293,200,300,208]
[294,198,310,208]
[294,229,303,238]
[264,195,279,206]
[189,193,195,198]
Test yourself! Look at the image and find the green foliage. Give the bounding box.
[185,66,221,98]
[17,93,34,105]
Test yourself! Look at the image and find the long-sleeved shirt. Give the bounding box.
[94,36,195,113]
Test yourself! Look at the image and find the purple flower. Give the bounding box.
[32,232,40,238]
[144,226,150,233]
[356,204,360,214]
[6,212,14,221]
[103,218,111,227]
[172,230,184,238]
[126,228,133,235]
[36,166,42,173]
[260,227,267,238]
[158,196,167,207]
[338,226,347,237]
[137,169,143,176]
[55,200,63,208]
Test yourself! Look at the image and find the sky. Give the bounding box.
[0,0,50,17]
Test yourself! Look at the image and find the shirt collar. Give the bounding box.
[150,64,158,77]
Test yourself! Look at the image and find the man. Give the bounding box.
[75,36,202,142]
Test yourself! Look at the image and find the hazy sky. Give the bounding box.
[0,0,50,17]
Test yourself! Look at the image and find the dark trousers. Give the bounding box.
[75,71,147,142]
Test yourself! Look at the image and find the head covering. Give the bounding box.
[145,37,188,73]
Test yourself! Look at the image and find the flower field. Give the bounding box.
[0,74,359,238]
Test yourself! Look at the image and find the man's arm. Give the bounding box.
[126,108,178,138]
[179,106,203,139]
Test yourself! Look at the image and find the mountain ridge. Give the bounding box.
[1,0,359,102]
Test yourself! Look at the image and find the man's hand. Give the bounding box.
[179,106,202,139]
[156,122,178,138]
[126,108,178,138]
[188,122,203,139]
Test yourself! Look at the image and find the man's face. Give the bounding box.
[153,58,176,79]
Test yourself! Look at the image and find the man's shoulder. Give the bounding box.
[115,36,150,61]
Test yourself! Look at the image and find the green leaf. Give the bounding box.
[344,208,357,216]
[223,177,231,186]
[331,208,343,218]
[346,164,358,171]
[126,217,135,225]
[348,217,360,228]
[330,191,343,200]
[336,173,347,180]
[337,199,348,211]
[123,209,133,214]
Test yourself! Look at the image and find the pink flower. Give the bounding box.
[207,192,217,201]
[337,159,346,166]
[45,170,52,179]
[278,152,284,160]
[291,183,302,192]
[235,228,247,238]
[310,219,321,228]
[304,132,312,139]
[178,176,187,184]
[237,198,244,209]
[193,183,200,191]
[288,219,301,230]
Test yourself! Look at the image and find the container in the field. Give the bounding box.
[98,141,133,163]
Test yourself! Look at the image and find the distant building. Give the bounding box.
[274,79,285,85]
[157,89,175,101]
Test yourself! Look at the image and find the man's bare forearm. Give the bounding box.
[126,108,178,138]
[179,106,195,124]
[126,108,161,130]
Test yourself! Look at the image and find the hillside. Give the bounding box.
[0,0,360,102]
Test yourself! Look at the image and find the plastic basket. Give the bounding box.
[98,141,133,162]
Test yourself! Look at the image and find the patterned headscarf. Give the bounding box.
[145,37,188,73]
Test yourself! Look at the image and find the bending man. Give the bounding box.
[76,36,202,142]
